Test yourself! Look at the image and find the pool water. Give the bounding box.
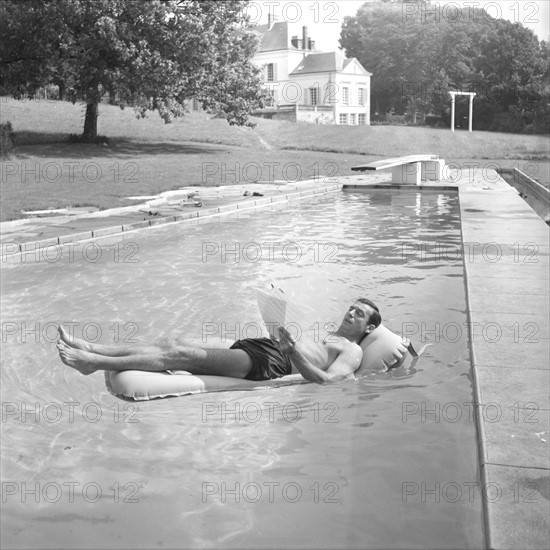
[1,190,484,549]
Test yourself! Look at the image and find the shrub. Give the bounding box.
[385,109,406,126]
[425,114,442,127]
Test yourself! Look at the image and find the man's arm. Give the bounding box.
[289,344,362,383]
[278,328,362,384]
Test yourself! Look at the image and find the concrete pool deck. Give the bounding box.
[1,169,549,549]
[458,174,549,550]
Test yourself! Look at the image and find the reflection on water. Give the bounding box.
[1,190,483,549]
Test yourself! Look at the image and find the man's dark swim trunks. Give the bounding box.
[230,337,292,381]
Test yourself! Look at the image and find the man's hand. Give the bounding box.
[278,326,337,384]
[278,326,362,384]
[277,326,297,355]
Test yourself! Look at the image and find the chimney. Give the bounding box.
[308,38,315,51]
[291,35,299,48]
[268,11,279,29]
[302,26,308,50]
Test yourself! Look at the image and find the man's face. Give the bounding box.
[340,302,374,337]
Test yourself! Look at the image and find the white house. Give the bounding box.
[251,18,372,125]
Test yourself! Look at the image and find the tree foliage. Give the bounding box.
[0,0,266,139]
[340,1,549,132]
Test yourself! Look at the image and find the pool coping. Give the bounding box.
[498,167,550,223]
[1,173,548,549]
[456,172,549,550]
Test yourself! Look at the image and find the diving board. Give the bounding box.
[352,154,446,185]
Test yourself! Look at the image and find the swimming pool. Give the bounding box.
[1,189,484,549]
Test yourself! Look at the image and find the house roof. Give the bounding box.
[252,21,299,52]
[290,51,372,76]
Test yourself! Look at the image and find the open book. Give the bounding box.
[255,286,304,339]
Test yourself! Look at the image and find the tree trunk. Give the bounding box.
[82,102,99,141]
[57,81,65,101]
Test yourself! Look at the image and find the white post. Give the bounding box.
[449,91,475,132]
[450,92,456,131]
[468,93,476,132]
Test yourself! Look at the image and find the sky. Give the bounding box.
[245,1,550,51]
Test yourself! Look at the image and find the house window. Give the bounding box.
[267,63,274,82]
[358,113,366,125]
[310,87,318,105]
[358,88,365,106]
[342,87,349,105]
[349,114,356,125]
[339,113,348,124]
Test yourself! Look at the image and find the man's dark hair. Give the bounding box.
[357,298,382,328]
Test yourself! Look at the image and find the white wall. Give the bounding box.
[334,73,371,125]
[253,50,305,82]
[252,49,371,125]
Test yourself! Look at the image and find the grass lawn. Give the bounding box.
[254,118,550,160]
[1,97,548,222]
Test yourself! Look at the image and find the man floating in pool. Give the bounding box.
[57,299,381,384]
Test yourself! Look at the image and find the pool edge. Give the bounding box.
[458,171,550,550]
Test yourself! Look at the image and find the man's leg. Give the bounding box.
[57,340,253,378]
[58,326,163,356]
[58,326,234,356]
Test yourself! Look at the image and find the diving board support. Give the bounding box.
[421,159,446,181]
[392,162,421,185]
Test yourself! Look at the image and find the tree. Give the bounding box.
[339,1,548,132]
[0,0,266,140]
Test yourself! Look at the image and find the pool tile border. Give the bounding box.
[343,183,460,191]
[58,231,94,244]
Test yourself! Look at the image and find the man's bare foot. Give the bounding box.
[58,325,93,352]
[57,341,98,375]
